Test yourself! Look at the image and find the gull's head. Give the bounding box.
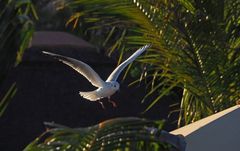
[109,81,120,90]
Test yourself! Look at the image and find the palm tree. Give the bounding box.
[62,0,240,126]
[0,0,37,117]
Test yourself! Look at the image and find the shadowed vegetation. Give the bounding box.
[63,0,240,126]
[0,0,36,117]
[24,117,183,151]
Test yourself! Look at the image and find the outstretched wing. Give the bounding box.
[106,44,151,82]
[42,51,105,88]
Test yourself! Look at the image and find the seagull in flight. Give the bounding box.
[43,44,151,108]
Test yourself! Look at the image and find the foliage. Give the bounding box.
[24,117,182,151]
[33,0,70,31]
[63,0,240,126]
[0,0,36,117]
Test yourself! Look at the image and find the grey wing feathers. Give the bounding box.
[106,44,151,82]
[42,51,105,87]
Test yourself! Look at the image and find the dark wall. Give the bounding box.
[0,47,179,151]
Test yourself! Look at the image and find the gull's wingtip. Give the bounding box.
[145,43,152,48]
[140,44,151,51]
[42,51,58,56]
[139,44,151,51]
[42,50,50,55]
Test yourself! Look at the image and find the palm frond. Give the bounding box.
[0,83,17,117]
[24,117,185,151]
[0,0,36,116]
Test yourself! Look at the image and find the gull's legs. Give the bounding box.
[108,97,117,107]
[99,101,105,109]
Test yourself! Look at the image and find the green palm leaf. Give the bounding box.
[24,117,185,151]
[0,0,36,117]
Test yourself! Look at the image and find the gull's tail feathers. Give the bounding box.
[79,90,100,101]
